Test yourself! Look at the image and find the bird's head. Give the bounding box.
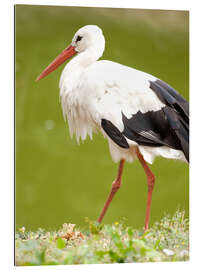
[72,25,105,53]
[36,25,105,81]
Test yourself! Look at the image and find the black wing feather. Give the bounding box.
[101,119,129,149]
[100,79,189,163]
[155,80,189,116]
[149,80,189,123]
[163,106,189,162]
[122,110,182,150]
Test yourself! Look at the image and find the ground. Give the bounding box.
[15,210,189,265]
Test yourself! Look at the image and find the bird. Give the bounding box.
[36,25,189,231]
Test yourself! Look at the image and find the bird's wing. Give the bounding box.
[149,79,189,161]
[81,60,189,162]
[149,79,189,125]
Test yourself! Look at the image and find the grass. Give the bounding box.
[15,210,189,265]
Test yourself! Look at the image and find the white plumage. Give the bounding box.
[57,25,186,164]
[37,24,189,230]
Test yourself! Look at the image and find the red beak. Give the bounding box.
[36,45,77,81]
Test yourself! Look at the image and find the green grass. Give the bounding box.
[15,210,189,265]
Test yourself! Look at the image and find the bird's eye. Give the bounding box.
[76,35,82,42]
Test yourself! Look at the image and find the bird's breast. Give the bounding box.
[60,81,98,143]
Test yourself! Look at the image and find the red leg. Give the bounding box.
[136,147,155,231]
[98,159,125,223]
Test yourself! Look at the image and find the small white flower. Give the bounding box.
[179,250,188,257]
[163,248,174,256]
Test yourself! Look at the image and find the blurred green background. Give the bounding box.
[16,5,189,231]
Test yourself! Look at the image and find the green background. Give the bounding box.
[16,5,189,231]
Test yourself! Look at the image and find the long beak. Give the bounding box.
[36,44,77,81]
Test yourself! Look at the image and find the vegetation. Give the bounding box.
[15,210,189,265]
[15,7,189,266]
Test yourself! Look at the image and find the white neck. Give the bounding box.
[59,44,105,94]
[72,42,105,67]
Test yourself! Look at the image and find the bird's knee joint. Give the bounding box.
[111,179,121,192]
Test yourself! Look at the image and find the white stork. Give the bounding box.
[36,25,189,231]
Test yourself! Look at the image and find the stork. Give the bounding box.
[36,25,189,231]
